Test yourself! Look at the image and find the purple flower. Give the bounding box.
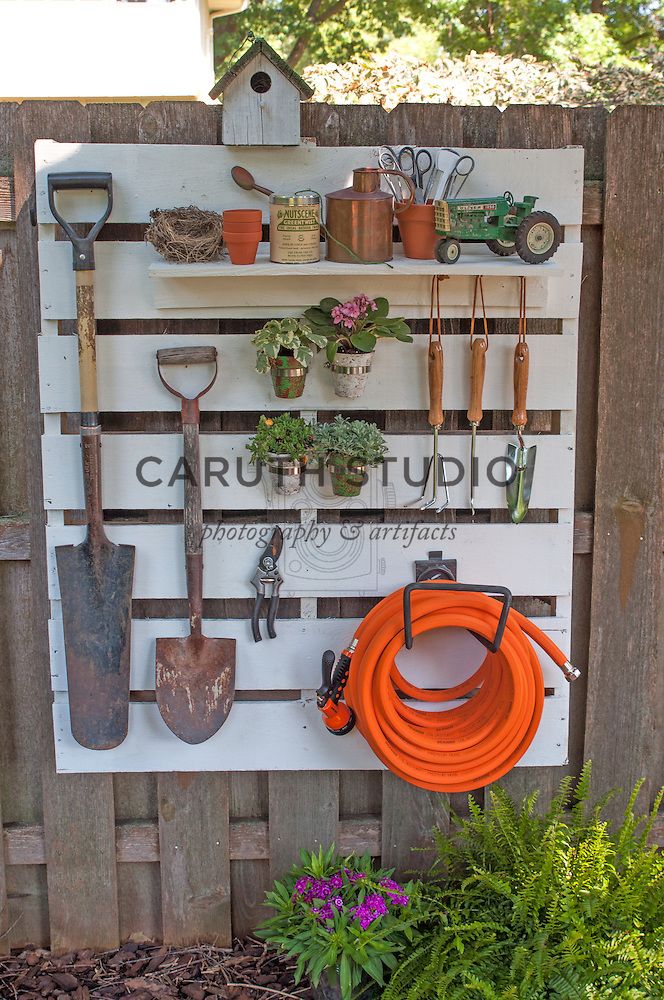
[329,873,344,889]
[387,893,410,907]
[379,878,403,892]
[294,876,312,895]
[332,896,344,910]
[344,868,367,882]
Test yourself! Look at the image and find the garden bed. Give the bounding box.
[0,940,312,1000]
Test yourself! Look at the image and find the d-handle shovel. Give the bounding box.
[155,347,236,744]
[49,172,135,751]
[506,340,537,523]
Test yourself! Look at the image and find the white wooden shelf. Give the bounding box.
[149,244,565,279]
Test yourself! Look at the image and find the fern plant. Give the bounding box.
[382,765,664,1000]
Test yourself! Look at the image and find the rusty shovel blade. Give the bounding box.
[156,634,236,745]
[56,536,135,750]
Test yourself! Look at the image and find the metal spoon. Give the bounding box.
[231,165,273,198]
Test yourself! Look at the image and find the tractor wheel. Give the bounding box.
[515,211,561,263]
[486,238,517,257]
[435,238,461,264]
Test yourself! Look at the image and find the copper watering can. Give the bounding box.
[325,167,415,264]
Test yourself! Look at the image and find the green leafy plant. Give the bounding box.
[252,318,328,375]
[304,295,412,363]
[247,413,315,464]
[257,845,422,999]
[383,764,664,1000]
[313,415,388,467]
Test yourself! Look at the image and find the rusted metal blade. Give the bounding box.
[56,537,135,750]
[155,635,236,745]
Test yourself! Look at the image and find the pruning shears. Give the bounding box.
[250,526,283,642]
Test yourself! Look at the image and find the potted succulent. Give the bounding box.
[304,294,412,399]
[247,413,314,495]
[313,416,388,498]
[252,318,327,399]
[258,846,419,1000]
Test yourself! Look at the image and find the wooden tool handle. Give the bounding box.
[512,340,530,428]
[75,271,98,414]
[157,346,217,366]
[182,418,203,558]
[427,341,444,427]
[468,338,487,424]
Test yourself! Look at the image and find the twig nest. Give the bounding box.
[146,206,225,263]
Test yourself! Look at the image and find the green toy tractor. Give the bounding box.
[433,192,562,265]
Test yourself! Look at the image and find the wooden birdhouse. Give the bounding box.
[210,36,314,146]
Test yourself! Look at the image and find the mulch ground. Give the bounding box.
[0,939,315,1000]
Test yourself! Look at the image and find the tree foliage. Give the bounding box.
[214,0,663,71]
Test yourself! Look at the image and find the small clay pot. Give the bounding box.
[269,355,307,399]
[223,209,262,225]
[328,455,367,497]
[225,232,260,265]
[330,350,374,399]
[266,453,303,495]
[397,203,437,259]
[223,221,263,234]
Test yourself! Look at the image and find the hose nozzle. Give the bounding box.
[561,659,581,682]
[316,642,357,736]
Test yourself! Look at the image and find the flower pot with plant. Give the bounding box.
[247,413,314,495]
[304,295,412,399]
[252,318,327,400]
[313,416,388,498]
[258,845,420,1000]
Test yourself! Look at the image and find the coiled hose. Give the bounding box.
[321,584,579,793]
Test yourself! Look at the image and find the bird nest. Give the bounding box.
[146,205,225,263]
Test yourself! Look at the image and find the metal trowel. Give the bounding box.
[506,339,536,524]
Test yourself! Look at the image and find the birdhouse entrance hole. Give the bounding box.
[250,71,272,94]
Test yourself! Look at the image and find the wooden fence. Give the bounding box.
[0,100,661,953]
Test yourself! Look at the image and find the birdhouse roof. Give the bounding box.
[209,37,315,101]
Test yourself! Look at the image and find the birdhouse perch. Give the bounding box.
[210,36,314,146]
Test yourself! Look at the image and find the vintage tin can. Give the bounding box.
[269,193,321,264]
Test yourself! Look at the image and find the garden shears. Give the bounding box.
[251,526,284,642]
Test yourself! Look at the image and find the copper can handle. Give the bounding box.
[378,168,416,214]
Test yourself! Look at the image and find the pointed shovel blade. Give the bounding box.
[56,537,135,750]
[156,634,236,744]
[506,443,537,524]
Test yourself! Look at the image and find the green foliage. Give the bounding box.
[247,413,314,463]
[382,764,664,1000]
[304,296,412,363]
[257,844,423,1000]
[213,1,662,72]
[313,415,388,467]
[252,317,327,375]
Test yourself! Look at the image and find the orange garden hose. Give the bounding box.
[318,583,580,793]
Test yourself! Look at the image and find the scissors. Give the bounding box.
[250,526,283,642]
[378,145,434,203]
[423,149,476,202]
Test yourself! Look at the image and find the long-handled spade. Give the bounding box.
[49,172,135,751]
[155,347,236,744]
[506,277,537,523]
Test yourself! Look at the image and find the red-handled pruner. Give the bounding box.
[316,642,357,736]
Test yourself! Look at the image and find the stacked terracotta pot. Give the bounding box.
[223,208,262,265]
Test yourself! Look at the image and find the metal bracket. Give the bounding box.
[414,551,457,583]
[403,571,513,654]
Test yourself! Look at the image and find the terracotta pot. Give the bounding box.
[269,355,307,398]
[397,203,437,259]
[223,221,263,234]
[266,453,303,495]
[225,233,260,265]
[328,455,367,497]
[330,350,374,399]
[223,209,262,224]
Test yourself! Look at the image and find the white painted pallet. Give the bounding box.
[39,334,578,413]
[35,140,582,774]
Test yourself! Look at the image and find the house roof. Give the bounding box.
[209,36,314,101]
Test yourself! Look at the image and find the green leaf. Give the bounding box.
[305,307,333,326]
[350,330,377,353]
[320,297,341,312]
[340,954,352,1000]
[326,340,339,364]
[373,296,389,318]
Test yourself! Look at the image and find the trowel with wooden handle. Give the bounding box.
[506,340,536,523]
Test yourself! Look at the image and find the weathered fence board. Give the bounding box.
[585,106,664,817]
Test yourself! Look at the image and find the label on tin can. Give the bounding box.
[270,201,321,264]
